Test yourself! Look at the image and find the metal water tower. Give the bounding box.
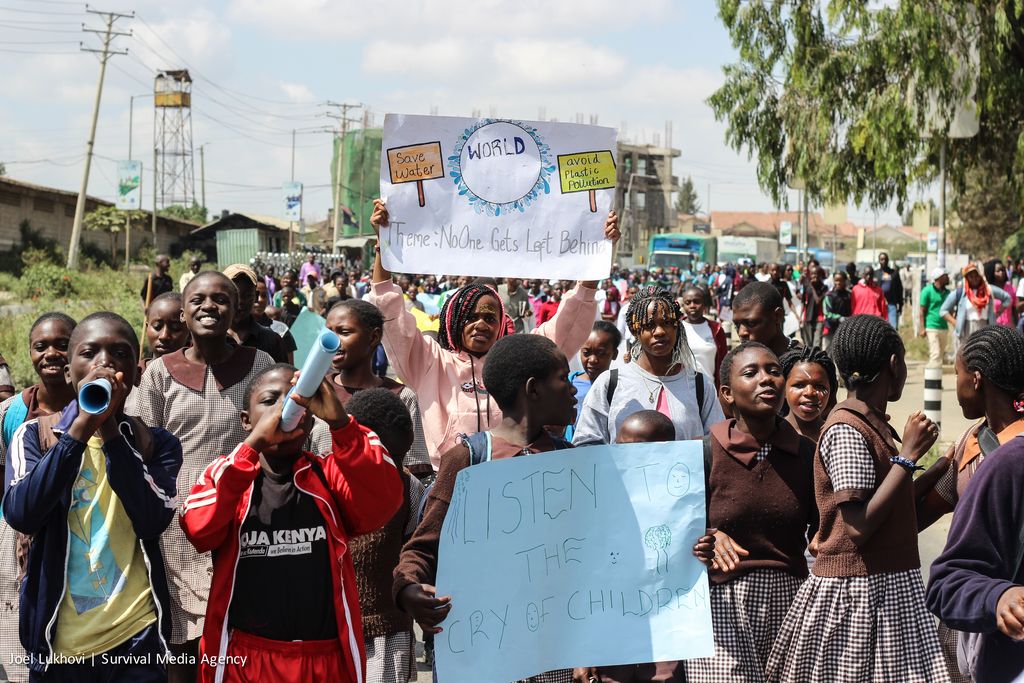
[153,69,195,208]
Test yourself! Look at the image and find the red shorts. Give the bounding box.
[218,629,348,683]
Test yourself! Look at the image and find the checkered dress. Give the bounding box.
[128,351,273,644]
[763,424,950,683]
[0,396,28,683]
[363,478,424,683]
[516,671,572,683]
[683,569,804,683]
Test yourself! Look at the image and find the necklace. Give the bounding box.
[638,372,663,404]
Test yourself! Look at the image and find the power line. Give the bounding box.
[0,38,79,45]
[0,46,78,53]
[5,0,84,5]
[0,23,82,33]
[0,5,85,15]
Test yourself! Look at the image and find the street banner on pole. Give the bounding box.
[283,182,303,222]
[116,160,142,210]
[779,220,793,246]
[379,114,617,280]
[436,441,713,682]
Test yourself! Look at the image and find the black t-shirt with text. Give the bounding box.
[228,468,338,641]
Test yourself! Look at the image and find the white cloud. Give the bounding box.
[228,0,670,39]
[279,82,315,103]
[362,39,471,80]
[492,40,626,88]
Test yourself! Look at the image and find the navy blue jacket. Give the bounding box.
[2,402,182,674]
[927,436,1024,683]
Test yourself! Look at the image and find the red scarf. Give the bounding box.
[966,280,990,313]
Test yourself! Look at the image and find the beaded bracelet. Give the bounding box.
[890,455,924,472]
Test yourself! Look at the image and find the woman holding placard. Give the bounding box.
[367,199,619,471]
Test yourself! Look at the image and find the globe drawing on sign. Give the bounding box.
[644,524,672,575]
[448,119,554,216]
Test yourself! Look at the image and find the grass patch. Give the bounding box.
[0,251,202,388]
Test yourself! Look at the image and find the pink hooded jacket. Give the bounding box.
[369,279,597,470]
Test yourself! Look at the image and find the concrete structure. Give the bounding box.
[615,142,680,264]
[0,176,198,257]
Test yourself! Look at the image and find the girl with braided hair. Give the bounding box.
[779,346,838,443]
[912,326,1024,682]
[573,286,724,445]
[766,315,948,683]
[927,328,1024,683]
[367,199,619,472]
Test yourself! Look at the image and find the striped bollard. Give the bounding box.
[924,366,942,430]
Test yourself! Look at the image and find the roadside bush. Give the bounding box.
[18,261,78,299]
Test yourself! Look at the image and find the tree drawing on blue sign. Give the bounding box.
[644,524,672,575]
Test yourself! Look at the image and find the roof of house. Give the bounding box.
[190,212,306,236]
[0,176,201,231]
[711,210,861,237]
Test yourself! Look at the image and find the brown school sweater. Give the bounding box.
[392,432,562,604]
[352,474,413,639]
[708,418,817,584]
[812,397,921,577]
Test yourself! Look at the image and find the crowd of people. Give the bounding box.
[0,201,1022,683]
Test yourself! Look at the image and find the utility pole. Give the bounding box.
[199,144,206,211]
[66,7,132,270]
[289,129,295,252]
[324,102,363,251]
[152,145,157,234]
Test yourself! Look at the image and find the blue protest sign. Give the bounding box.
[435,441,713,682]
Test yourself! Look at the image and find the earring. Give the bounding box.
[1014,399,1024,414]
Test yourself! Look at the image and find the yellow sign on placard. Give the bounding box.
[387,141,445,207]
[556,150,616,212]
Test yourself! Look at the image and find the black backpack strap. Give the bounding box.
[606,368,619,405]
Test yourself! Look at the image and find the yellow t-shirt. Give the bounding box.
[53,436,156,656]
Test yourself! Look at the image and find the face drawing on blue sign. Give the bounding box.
[666,463,690,497]
[526,602,541,632]
[644,524,672,575]
[609,551,620,565]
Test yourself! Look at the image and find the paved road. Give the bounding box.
[410,360,966,680]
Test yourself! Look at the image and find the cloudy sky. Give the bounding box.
[1,0,911,225]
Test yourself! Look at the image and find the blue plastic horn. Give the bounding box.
[78,377,112,415]
[280,329,342,432]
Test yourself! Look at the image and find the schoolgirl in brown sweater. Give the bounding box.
[682,342,817,683]
[765,315,949,682]
[346,388,425,683]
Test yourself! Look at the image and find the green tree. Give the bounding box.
[676,176,702,214]
[83,206,146,265]
[159,202,207,223]
[955,155,1022,257]
[0,162,6,176]
[709,1,1024,213]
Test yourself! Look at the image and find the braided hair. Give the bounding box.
[961,325,1024,395]
[625,286,693,370]
[437,283,509,352]
[780,345,838,396]
[830,314,904,387]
